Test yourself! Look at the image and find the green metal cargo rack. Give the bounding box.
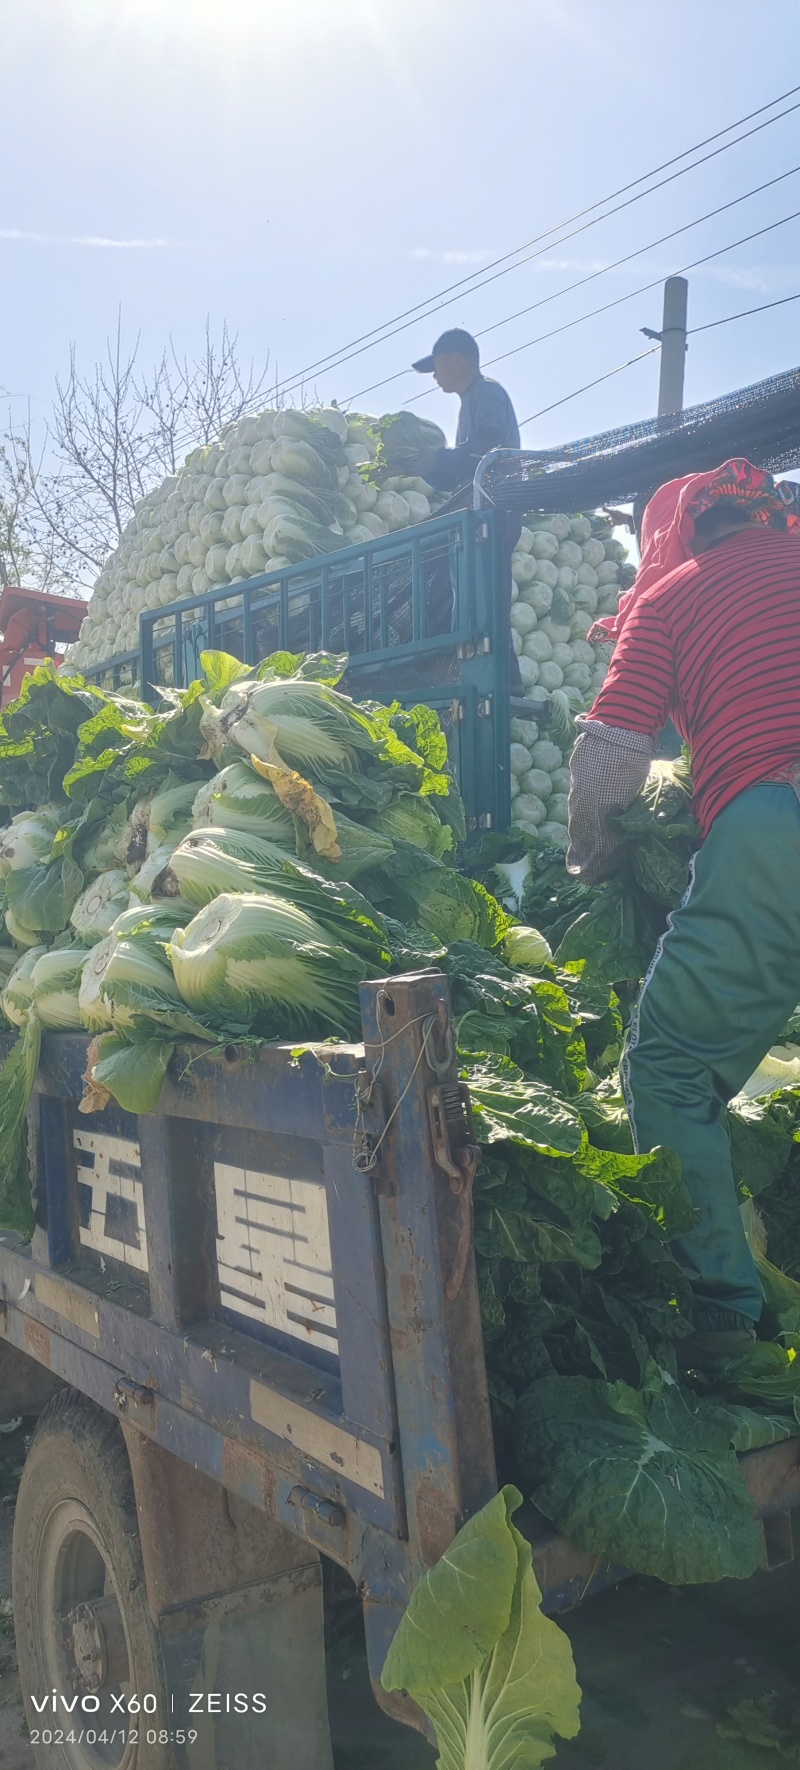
[84,508,516,834]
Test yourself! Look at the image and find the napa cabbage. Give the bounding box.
[366,793,453,860]
[0,806,62,875]
[30,945,87,1030]
[164,826,285,906]
[168,890,368,1039]
[192,759,296,846]
[0,948,47,1033]
[70,869,131,943]
[98,904,211,1041]
[78,937,116,1033]
[200,675,378,783]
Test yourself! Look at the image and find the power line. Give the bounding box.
[266,85,800,404]
[477,163,800,345]
[690,289,800,333]
[516,290,800,437]
[518,347,661,427]
[344,166,800,405]
[482,207,800,373]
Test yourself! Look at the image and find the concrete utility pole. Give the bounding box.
[657,276,688,418]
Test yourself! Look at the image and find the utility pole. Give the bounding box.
[641,276,689,417]
[657,276,688,417]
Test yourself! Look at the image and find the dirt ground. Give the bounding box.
[1,1412,798,1769]
[325,1544,800,1770]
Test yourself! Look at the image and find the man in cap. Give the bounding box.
[398,329,523,687]
[402,328,520,490]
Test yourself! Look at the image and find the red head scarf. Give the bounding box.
[591,458,800,643]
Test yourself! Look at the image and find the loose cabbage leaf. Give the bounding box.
[0,1010,40,1236]
[381,1484,581,1770]
[729,1094,796,1197]
[82,1030,175,1116]
[0,662,104,812]
[466,1055,583,1157]
[697,1341,800,1411]
[368,842,508,949]
[198,649,252,695]
[719,1693,800,1759]
[515,1368,763,1585]
[5,855,84,938]
[253,649,348,687]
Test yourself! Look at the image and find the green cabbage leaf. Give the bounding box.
[381,1484,581,1770]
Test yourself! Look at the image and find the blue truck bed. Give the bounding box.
[2,969,799,1768]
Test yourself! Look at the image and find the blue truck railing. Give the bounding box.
[83,510,514,835]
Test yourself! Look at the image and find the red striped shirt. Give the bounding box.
[588,527,800,836]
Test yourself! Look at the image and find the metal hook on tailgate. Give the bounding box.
[425,1017,481,1302]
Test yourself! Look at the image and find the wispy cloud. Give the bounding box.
[412,246,492,265]
[536,256,795,294]
[0,228,179,248]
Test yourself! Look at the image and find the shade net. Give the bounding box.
[474,363,800,514]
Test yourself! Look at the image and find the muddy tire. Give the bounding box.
[12,1389,172,1770]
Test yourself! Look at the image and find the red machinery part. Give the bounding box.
[0,586,88,707]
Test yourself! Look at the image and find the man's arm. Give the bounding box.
[567,721,653,880]
[423,423,510,491]
[567,600,676,880]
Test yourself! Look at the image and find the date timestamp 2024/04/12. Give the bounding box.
[28,1731,199,1749]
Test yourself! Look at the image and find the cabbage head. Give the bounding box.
[145,780,201,851]
[168,891,367,1039]
[201,676,378,784]
[367,793,453,860]
[268,437,340,490]
[192,759,295,847]
[70,869,131,944]
[78,804,136,873]
[166,827,287,907]
[30,946,87,1030]
[2,945,48,1027]
[0,807,62,876]
[5,908,42,949]
[504,924,554,972]
[78,938,116,1033]
[98,902,208,1040]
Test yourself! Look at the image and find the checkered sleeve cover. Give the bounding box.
[567,717,653,882]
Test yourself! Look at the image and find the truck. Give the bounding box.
[5,415,800,1768]
[3,975,800,1770]
[0,586,87,708]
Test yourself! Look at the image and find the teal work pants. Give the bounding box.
[621,784,800,1332]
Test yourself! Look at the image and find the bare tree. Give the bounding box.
[0,440,32,590]
[0,425,65,592]
[14,315,275,592]
[140,320,274,473]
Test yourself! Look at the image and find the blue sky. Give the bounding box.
[3,0,800,456]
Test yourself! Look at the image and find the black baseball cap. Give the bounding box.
[412,328,480,374]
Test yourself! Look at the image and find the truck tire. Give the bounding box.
[12,1388,172,1770]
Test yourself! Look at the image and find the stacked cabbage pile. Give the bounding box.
[0,648,515,1237]
[509,512,626,847]
[65,408,447,675]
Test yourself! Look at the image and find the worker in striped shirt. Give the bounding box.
[567,459,800,1367]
